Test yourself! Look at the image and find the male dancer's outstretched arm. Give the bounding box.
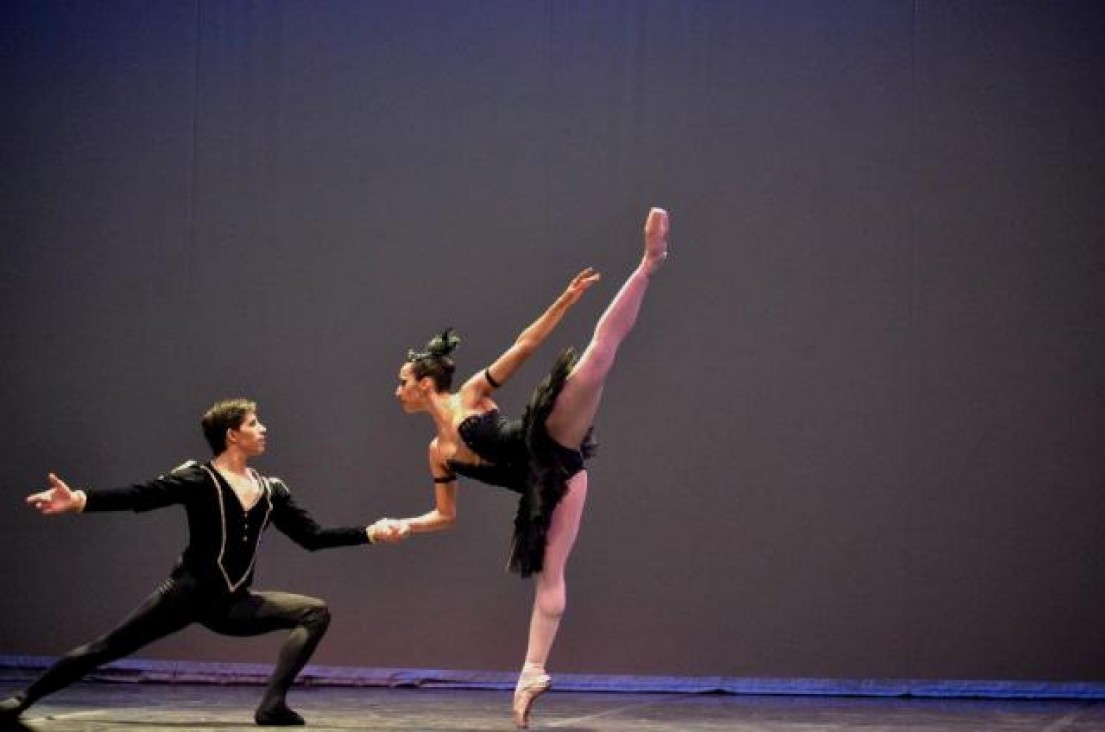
[3,398,404,728]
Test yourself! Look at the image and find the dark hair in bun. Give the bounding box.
[407,328,460,391]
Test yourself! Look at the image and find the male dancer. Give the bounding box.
[0,398,402,727]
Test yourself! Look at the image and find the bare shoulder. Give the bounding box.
[457,386,497,417]
[457,374,487,404]
[428,438,449,461]
[427,438,456,474]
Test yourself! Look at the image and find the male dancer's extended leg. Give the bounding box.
[204,590,330,727]
[0,576,199,720]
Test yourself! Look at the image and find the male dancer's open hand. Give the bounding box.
[26,473,84,515]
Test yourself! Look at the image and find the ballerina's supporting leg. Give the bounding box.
[513,207,669,728]
[514,472,588,729]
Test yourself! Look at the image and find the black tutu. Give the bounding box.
[509,348,596,577]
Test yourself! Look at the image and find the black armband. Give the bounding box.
[484,368,501,389]
[433,474,457,484]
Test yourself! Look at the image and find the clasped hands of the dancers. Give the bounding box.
[366,516,409,543]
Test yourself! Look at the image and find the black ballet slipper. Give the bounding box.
[0,695,30,731]
[254,703,305,726]
[0,695,26,718]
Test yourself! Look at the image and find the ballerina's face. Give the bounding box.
[395,362,429,414]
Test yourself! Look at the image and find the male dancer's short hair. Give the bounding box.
[201,398,257,456]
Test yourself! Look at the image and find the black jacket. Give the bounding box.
[84,461,369,593]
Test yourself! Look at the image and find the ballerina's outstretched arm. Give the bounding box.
[458,268,601,406]
[368,439,458,542]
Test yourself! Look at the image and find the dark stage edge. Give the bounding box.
[3,679,1105,731]
[3,657,1104,700]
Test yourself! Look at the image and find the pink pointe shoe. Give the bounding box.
[643,207,669,273]
[512,672,552,729]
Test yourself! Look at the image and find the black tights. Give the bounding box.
[16,572,330,713]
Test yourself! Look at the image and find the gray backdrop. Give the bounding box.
[2,1,1103,682]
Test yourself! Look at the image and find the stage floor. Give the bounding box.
[3,680,1104,730]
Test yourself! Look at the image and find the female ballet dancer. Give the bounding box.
[374,207,668,728]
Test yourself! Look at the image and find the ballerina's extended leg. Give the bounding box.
[544,207,669,449]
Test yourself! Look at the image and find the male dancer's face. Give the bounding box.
[228,411,268,457]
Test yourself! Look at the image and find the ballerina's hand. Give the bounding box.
[563,267,601,306]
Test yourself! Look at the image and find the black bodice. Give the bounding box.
[459,410,525,463]
[447,410,529,492]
